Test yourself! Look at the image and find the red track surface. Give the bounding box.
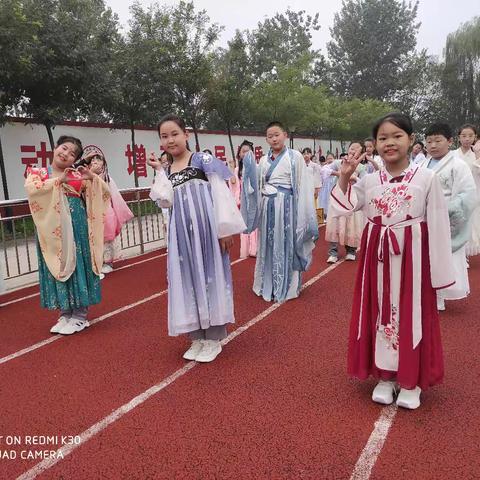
[0,236,479,479]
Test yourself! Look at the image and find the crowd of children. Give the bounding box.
[10,110,478,410]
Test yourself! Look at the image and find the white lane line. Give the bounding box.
[17,258,344,480]
[1,258,248,366]
[0,292,40,308]
[113,252,167,272]
[349,404,398,480]
[0,291,166,366]
[0,252,167,307]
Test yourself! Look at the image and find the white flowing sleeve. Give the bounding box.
[426,174,455,289]
[207,173,247,238]
[149,168,174,208]
[329,175,367,216]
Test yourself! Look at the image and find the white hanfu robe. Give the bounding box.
[455,147,480,256]
[330,165,454,389]
[242,148,318,302]
[419,152,477,300]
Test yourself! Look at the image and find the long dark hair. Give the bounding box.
[236,140,254,179]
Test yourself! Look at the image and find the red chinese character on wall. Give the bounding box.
[21,142,53,177]
[254,146,263,161]
[214,145,226,161]
[125,144,148,178]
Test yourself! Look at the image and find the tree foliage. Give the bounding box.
[442,16,480,128]
[327,0,420,100]
[247,9,322,82]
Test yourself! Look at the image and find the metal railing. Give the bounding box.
[0,188,167,289]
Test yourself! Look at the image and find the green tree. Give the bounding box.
[442,16,480,128]
[207,31,252,158]
[10,0,120,148]
[0,0,40,199]
[327,0,420,100]
[103,2,174,187]
[247,9,322,82]
[162,1,222,151]
[393,53,448,134]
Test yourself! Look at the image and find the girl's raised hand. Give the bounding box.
[147,153,163,170]
[473,141,480,160]
[77,165,94,180]
[339,151,362,177]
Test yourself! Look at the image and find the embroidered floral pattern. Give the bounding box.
[169,167,207,188]
[52,226,62,238]
[382,305,399,350]
[370,184,412,218]
[202,153,212,164]
[29,201,42,213]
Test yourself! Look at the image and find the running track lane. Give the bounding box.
[3,238,478,479]
[0,236,334,478]
[24,256,374,480]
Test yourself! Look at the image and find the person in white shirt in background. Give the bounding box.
[302,147,322,205]
[410,141,427,165]
[363,137,383,173]
[455,124,480,257]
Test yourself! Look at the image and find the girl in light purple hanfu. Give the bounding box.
[148,114,246,363]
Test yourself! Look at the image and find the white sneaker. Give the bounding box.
[372,380,397,405]
[183,340,204,361]
[101,264,113,274]
[437,297,445,311]
[50,316,70,334]
[195,340,222,363]
[345,253,356,261]
[327,256,338,264]
[396,386,421,409]
[59,319,90,335]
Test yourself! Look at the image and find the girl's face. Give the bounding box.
[412,143,423,156]
[375,121,413,165]
[303,151,312,162]
[348,143,363,157]
[52,142,79,170]
[239,145,252,160]
[365,141,374,156]
[159,121,188,158]
[459,128,476,149]
[326,154,334,163]
[89,156,105,175]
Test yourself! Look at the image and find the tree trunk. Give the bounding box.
[0,132,13,233]
[226,124,235,160]
[0,134,9,201]
[44,119,55,151]
[131,122,139,188]
[191,120,201,152]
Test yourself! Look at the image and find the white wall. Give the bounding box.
[0,120,343,200]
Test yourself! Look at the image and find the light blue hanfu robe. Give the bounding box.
[242,148,318,302]
[419,151,476,300]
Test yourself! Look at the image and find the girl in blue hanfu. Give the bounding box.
[25,136,110,335]
[330,113,455,410]
[241,121,318,303]
[147,114,246,363]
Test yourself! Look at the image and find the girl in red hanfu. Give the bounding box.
[330,112,455,410]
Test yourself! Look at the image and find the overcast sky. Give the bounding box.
[104,0,479,59]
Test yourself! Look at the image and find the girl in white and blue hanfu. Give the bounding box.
[242,131,318,303]
[148,115,246,363]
